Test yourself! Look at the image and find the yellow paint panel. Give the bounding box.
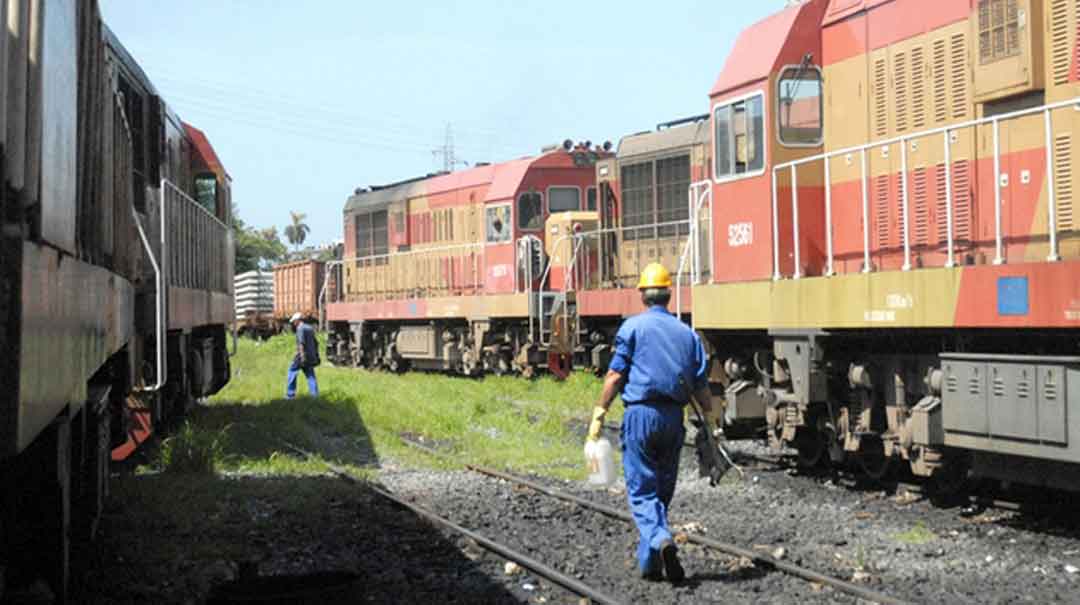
[693,267,963,329]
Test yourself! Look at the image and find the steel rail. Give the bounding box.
[468,465,912,605]
[398,437,911,605]
[284,442,625,605]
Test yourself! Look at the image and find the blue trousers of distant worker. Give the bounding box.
[286,358,319,399]
[620,403,685,574]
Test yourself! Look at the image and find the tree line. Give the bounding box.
[232,208,315,274]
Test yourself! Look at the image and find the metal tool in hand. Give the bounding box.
[687,392,745,485]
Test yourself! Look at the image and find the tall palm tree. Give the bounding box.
[283,211,310,253]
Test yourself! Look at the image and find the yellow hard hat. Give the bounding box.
[637,263,672,290]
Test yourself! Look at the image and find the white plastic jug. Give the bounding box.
[584,437,616,488]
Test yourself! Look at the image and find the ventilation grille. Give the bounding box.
[1056,134,1075,231]
[895,51,909,133]
[934,161,973,243]
[953,161,973,241]
[1051,0,1071,85]
[913,167,929,246]
[874,57,888,138]
[950,33,969,120]
[911,46,927,130]
[933,39,948,123]
[875,175,891,248]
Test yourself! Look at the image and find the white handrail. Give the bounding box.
[317,259,343,331]
[131,200,165,392]
[1045,109,1061,262]
[773,95,1080,172]
[992,118,1004,265]
[943,131,956,268]
[771,94,1080,279]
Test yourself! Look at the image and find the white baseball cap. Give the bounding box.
[290,312,303,323]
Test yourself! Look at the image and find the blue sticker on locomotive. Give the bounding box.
[997,277,1029,316]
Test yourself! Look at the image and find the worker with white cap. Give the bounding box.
[286,312,320,398]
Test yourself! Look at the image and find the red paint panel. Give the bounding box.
[954,261,1080,327]
[710,175,775,283]
[578,287,692,318]
[823,12,867,65]
[484,244,516,294]
[823,0,971,66]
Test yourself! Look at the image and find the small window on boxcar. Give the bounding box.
[548,187,580,213]
[517,191,543,231]
[714,93,764,179]
[778,66,823,146]
[194,173,218,215]
[486,204,512,243]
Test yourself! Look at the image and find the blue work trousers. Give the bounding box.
[286,357,319,399]
[621,403,685,573]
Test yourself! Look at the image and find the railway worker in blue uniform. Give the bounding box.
[586,263,721,582]
[286,312,320,399]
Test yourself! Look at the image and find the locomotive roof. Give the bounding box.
[709,1,811,97]
[184,123,230,179]
[344,152,560,214]
[617,120,708,159]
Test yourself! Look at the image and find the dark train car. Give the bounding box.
[0,2,234,600]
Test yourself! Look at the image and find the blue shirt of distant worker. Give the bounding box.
[586,263,720,583]
[286,313,320,399]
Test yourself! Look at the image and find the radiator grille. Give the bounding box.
[1056,134,1075,231]
[913,167,929,246]
[895,51,909,133]
[1051,0,1071,85]
[932,39,948,123]
[874,57,889,138]
[875,175,891,248]
[911,46,927,130]
[950,33,970,120]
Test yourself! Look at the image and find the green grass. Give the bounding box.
[190,333,614,480]
[893,521,937,545]
[158,421,228,474]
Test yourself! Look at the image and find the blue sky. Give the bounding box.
[100,1,787,245]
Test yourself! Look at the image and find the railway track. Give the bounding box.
[282,441,624,605]
[399,436,913,605]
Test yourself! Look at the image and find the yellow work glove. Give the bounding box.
[586,406,607,442]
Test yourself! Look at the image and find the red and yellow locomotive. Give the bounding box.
[325,144,605,377]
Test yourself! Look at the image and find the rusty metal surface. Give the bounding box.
[38,0,77,254]
[273,259,324,319]
[13,242,134,456]
[167,287,232,331]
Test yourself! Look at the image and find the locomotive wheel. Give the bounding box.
[794,428,826,468]
[857,436,892,481]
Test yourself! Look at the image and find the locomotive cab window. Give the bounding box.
[714,93,764,180]
[548,187,580,213]
[777,66,823,147]
[586,187,597,211]
[517,191,543,231]
[194,173,218,215]
[486,204,512,243]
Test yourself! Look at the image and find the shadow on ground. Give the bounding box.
[75,392,535,604]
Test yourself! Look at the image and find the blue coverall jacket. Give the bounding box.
[609,305,708,573]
